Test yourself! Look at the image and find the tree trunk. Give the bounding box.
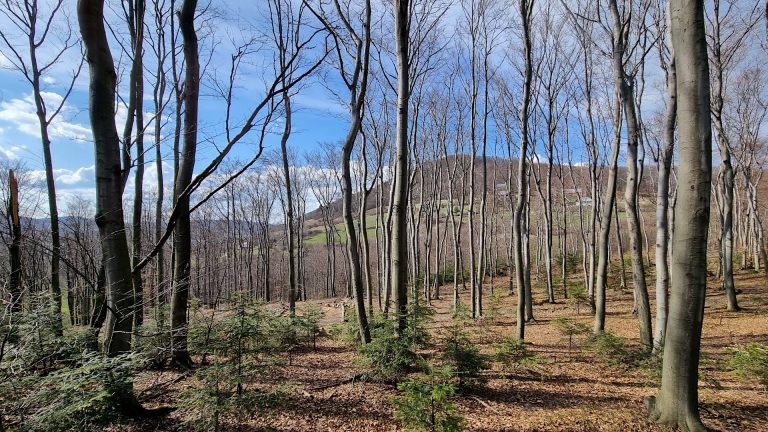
[169,0,199,369]
[392,0,410,337]
[280,91,297,318]
[341,114,371,344]
[709,0,740,312]
[514,0,533,340]
[79,0,135,357]
[129,0,147,329]
[153,34,166,310]
[594,99,621,334]
[654,39,676,353]
[8,170,22,314]
[29,39,63,333]
[646,1,711,429]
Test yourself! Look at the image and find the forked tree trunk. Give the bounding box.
[619,81,653,349]
[79,0,135,357]
[153,25,166,310]
[646,1,711,429]
[594,99,621,333]
[709,0,740,312]
[128,0,147,329]
[654,33,676,353]
[169,0,199,368]
[514,0,534,340]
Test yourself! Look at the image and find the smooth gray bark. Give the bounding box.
[646,1,711,429]
[593,100,621,334]
[514,0,534,340]
[654,28,676,352]
[392,0,410,336]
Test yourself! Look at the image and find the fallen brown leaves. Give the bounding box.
[121,269,768,431]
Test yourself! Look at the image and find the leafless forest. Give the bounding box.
[1,0,767,431]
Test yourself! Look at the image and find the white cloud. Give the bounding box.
[0,92,91,141]
[29,165,95,187]
[0,52,13,69]
[42,76,57,85]
[0,144,24,159]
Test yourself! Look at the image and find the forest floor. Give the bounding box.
[123,268,768,432]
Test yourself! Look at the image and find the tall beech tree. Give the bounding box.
[607,0,653,350]
[79,0,135,356]
[169,0,199,368]
[646,0,712,428]
[271,0,299,319]
[307,0,373,344]
[514,0,534,340]
[124,0,148,328]
[707,0,760,312]
[392,0,410,336]
[651,0,676,352]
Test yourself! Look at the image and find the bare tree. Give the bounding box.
[646,0,712,428]
[168,0,199,368]
[0,0,83,332]
[270,0,301,319]
[513,0,534,340]
[707,0,760,312]
[79,0,135,357]
[605,0,654,349]
[391,0,411,336]
[648,0,676,352]
[121,0,148,328]
[306,0,373,343]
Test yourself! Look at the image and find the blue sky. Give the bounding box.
[0,0,352,214]
[3,0,760,218]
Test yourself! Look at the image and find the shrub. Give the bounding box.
[178,361,288,432]
[404,296,434,350]
[179,363,230,432]
[0,293,126,430]
[635,349,663,382]
[4,293,94,373]
[358,314,416,379]
[329,307,365,347]
[585,331,629,366]
[451,301,471,324]
[133,321,172,369]
[493,337,539,370]
[555,252,582,275]
[567,284,590,314]
[21,352,146,431]
[393,366,464,432]
[483,291,504,325]
[296,302,324,349]
[551,317,591,353]
[728,343,768,390]
[179,302,292,430]
[440,325,489,389]
[337,299,432,379]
